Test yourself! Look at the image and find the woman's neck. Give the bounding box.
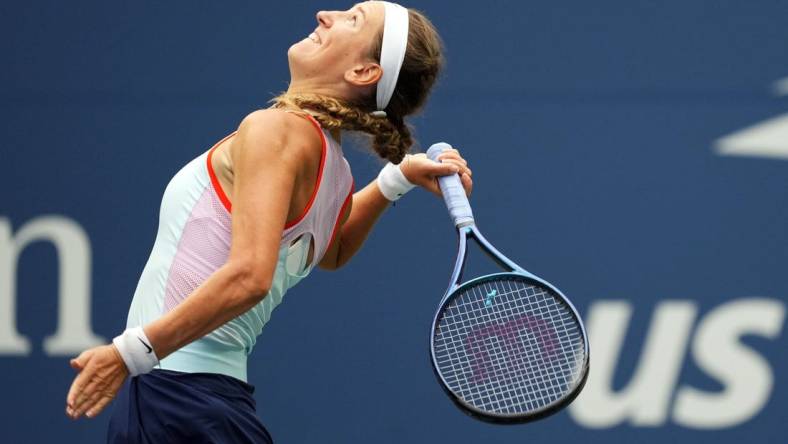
[269,102,342,144]
[286,78,349,99]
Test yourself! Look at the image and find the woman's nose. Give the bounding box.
[316,10,332,27]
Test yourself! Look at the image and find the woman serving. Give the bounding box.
[65,2,472,442]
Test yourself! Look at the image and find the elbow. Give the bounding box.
[229,261,271,303]
[318,239,352,271]
[332,255,350,270]
[331,244,354,269]
[318,251,349,271]
[318,261,340,271]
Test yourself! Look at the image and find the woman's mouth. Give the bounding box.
[308,32,321,44]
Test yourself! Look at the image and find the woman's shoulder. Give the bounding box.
[239,108,318,135]
[234,108,324,160]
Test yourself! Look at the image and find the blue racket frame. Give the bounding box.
[427,143,590,424]
[430,225,590,423]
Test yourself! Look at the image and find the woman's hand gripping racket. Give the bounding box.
[427,143,589,424]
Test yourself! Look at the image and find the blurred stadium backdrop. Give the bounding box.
[1,1,786,442]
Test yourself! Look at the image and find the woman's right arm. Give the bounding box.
[66,109,317,419]
[143,109,315,359]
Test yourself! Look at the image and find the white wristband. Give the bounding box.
[112,326,159,376]
[377,156,416,201]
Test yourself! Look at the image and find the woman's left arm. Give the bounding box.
[320,149,472,270]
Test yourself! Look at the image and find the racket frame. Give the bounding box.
[429,224,590,424]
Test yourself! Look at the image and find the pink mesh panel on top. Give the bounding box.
[163,185,232,312]
[280,122,353,268]
[162,115,352,313]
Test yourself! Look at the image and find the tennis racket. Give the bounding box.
[427,143,589,424]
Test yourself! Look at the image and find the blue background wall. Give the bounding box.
[1,1,786,442]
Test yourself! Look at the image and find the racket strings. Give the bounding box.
[433,277,586,416]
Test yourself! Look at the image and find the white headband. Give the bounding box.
[372,2,409,118]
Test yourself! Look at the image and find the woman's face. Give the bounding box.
[287,1,386,98]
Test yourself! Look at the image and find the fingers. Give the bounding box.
[66,350,94,409]
[70,359,83,371]
[71,371,106,416]
[433,162,460,176]
[85,394,114,418]
[70,350,90,371]
[67,369,94,418]
[72,388,104,419]
[436,149,467,166]
[68,374,121,420]
[460,170,473,197]
[79,368,126,419]
[435,149,472,178]
[407,157,458,183]
[440,159,471,178]
[435,148,473,197]
[424,179,442,197]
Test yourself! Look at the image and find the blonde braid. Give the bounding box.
[270,92,413,164]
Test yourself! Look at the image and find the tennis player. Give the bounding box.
[65,2,472,442]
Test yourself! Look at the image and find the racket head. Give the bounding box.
[430,271,589,424]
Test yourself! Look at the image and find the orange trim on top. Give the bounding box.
[283,113,328,229]
[206,112,327,222]
[325,180,355,252]
[206,131,237,213]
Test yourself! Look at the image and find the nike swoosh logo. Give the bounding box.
[137,337,153,354]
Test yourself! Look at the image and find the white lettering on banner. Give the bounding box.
[0,216,104,356]
[568,301,697,427]
[714,76,788,160]
[569,298,786,429]
[715,113,788,160]
[775,77,788,96]
[673,298,785,428]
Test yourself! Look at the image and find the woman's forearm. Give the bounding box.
[142,262,267,360]
[334,179,391,268]
[330,150,472,269]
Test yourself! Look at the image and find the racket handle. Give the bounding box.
[427,143,475,227]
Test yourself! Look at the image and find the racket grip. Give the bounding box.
[427,143,475,227]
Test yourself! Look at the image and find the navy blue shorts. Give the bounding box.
[107,369,273,444]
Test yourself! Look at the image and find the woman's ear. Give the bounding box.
[344,61,383,87]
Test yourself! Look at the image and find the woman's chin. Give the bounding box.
[287,51,313,82]
[287,41,300,56]
[288,40,316,62]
